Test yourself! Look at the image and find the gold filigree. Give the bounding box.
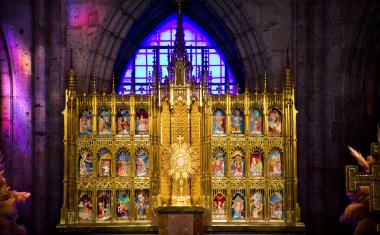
[96,181,113,190]
[250,146,264,154]
[76,181,93,190]
[230,101,245,113]
[211,101,227,111]
[211,179,228,189]
[115,181,131,189]
[230,180,246,190]
[134,180,150,189]
[269,180,284,190]
[268,140,283,150]
[249,180,265,189]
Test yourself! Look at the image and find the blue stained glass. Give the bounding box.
[184,30,195,41]
[211,85,225,93]
[159,54,168,65]
[135,54,146,65]
[122,77,132,83]
[209,54,221,65]
[147,54,154,65]
[160,31,171,41]
[135,67,147,77]
[118,14,236,95]
[135,85,150,95]
[135,78,147,83]
[171,31,176,41]
[122,60,133,78]
[210,67,221,77]
[212,77,223,83]
[162,69,169,77]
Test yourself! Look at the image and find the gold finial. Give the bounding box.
[173,0,186,58]
[254,83,259,94]
[68,48,76,91]
[101,84,107,95]
[92,73,97,94]
[284,65,293,93]
[264,71,268,93]
[176,0,183,14]
[245,78,249,93]
[112,73,116,94]
[236,84,241,94]
[69,48,74,70]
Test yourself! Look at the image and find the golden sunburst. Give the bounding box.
[162,135,197,181]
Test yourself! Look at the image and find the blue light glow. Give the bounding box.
[118,14,236,95]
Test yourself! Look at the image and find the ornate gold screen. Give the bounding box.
[59,66,301,226]
[59,2,301,227]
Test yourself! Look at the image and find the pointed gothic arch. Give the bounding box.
[0,24,14,180]
[84,0,267,93]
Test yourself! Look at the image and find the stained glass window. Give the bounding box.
[118,14,236,95]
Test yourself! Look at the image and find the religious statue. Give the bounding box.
[340,126,380,235]
[162,136,197,206]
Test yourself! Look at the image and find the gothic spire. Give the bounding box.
[112,73,116,94]
[68,48,76,91]
[173,0,186,59]
[263,70,268,93]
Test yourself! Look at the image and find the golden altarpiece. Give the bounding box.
[59,4,302,229]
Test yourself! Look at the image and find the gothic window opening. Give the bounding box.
[118,14,237,95]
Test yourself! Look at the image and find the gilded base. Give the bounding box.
[171,196,192,206]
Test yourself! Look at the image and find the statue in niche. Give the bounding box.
[212,109,226,134]
[231,109,244,134]
[268,109,282,134]
[269,193,283,220]
[135,192,149,219]
[117,109,130,135]
[250,193,264,219]
[116,193,130,219]
[231,193,245,220]
[250,109,263,134]
[78,193,93,221]
[212,193,227,219]
[162,135,197,206]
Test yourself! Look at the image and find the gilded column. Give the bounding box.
[63,54,77,224]
[151,69,160,207]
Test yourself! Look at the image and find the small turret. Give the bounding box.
[263,70,268,93]
[283,49,294,96]
[68,48,77,92]
[92,73,97,94]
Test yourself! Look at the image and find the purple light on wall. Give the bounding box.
[2,28,33,160]
[68,4,90,27]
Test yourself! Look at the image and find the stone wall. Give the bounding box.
[0,0,379,234]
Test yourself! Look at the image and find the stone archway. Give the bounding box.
[84,0,268,93]
[0,24,14,181]
[344,0,380,148]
